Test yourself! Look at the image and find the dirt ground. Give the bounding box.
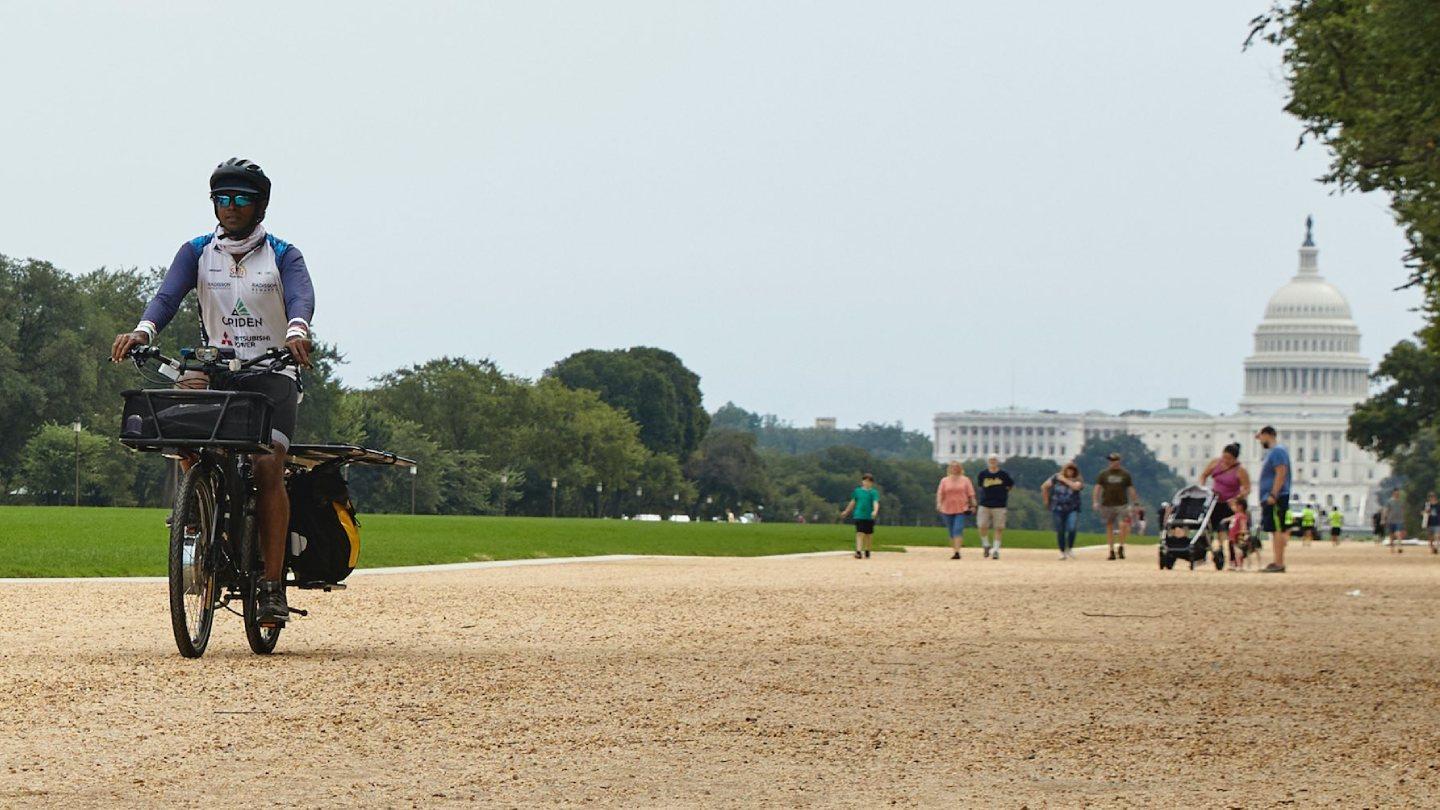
[1,543,1437,808]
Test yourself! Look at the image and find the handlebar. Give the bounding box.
[126,344,296,379]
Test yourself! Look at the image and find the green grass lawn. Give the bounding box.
[0,506,1133,578]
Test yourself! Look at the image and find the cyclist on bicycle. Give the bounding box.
[111,158,314,624]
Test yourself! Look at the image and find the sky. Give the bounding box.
[0,1,1422,434]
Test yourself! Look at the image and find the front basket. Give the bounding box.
[119,389,275,453]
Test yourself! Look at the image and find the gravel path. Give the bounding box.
[1,543,1437,807]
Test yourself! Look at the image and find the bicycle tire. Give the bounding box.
[242,581,282,654]
[239,499,282,655]
[169,463,219,658]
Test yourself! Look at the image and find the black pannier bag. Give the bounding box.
[119,389,273,451]
[287,463,361,584]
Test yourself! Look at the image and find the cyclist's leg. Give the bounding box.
[232,372,299,583]
[253,452,288,581]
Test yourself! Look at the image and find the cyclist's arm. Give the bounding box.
[277,247,315,343]
[135,241,201,340]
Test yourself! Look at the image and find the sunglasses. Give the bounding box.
[211,194,256,208]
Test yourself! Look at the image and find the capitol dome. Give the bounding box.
[1237,217,1371,416]
[1262,275,1353,321]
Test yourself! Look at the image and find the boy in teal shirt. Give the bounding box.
[841,473,880,559]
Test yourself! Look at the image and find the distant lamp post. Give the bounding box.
[499,472,509,517]
[409,466,417,515]
[673,492,680,516]
[71,420,82,507]
[757,504,764,523]
[705,494,713,520]
[550,477,558,518]
[596,482,604,518]
[635,485,643,515]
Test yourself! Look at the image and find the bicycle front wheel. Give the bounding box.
[169,463,219,658]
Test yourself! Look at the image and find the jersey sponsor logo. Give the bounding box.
[228,260,246,278]
[222,298,264,328]
[220,331,234,347]
[250,280,279,293]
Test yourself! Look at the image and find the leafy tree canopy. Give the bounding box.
[548,347,709,460]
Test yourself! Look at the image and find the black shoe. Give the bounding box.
[1108,550,1117,561]
[1118,545,1125,559]
[257,580,289,624]
[864,550,871,558]
[951,552,961,560]
[854,551,863,559]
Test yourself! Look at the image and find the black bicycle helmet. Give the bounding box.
[209,157,272,198]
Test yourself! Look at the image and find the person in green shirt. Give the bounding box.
[841,473,880,559]
[1300,503,1318,546]
[1328,507,1344,545]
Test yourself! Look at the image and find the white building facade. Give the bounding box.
[933,221,1388,524]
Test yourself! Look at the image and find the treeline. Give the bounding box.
[2,256,1183,529]
[711,402,933,460]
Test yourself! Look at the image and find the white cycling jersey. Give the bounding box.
[197,239,286,353]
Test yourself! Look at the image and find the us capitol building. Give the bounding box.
[933,219,1387,523]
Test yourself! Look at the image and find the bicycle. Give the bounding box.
[120,344,303,658]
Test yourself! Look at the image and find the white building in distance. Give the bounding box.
[933,219,1388,523]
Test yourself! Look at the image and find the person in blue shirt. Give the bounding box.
[1255,426,1291,573]
[841,473,880,559]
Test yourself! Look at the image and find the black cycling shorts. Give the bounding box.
[854,519,876,534]
[216,371,299,450]
[1261,495,1290,533]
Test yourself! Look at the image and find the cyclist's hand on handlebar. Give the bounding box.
[286,336,314,368]
[111,331,149,363]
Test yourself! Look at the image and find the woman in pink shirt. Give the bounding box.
[936,462,977,560]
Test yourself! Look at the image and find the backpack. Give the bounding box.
[286,463,361,584]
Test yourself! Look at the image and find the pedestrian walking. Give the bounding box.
[1385,489,1406,553]
[975,455,1014,560]
[841,473,880,559]
[1255,426,1292,573]
[1041,462,1084,559]
[1328,506,1343,545]
[936,462,976,560]
[1425,492,1440,555]
[1093,452,1140,560]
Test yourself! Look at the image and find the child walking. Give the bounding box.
[841,473,880,559]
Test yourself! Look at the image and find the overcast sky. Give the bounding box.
[1,1,1422,433]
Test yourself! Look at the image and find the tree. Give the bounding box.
[18,424,134,506]
[686,430,771,513]
[547,347,709,460]
[1252,3,1440,509]
[1072,435,1185,533]
[1250,2,1440,325]
[710,402,933,460]
[711,401,761,433]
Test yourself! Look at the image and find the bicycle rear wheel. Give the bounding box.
[169,463,219,658]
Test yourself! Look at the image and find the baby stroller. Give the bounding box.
[1158,485,1226,570]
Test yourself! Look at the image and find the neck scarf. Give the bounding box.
[213,223,267,257]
